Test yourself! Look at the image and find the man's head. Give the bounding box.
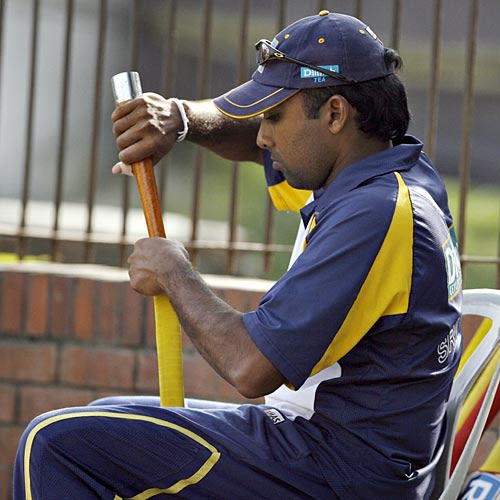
[213,11,410,144]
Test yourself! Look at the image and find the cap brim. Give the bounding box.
[213,79,299,119]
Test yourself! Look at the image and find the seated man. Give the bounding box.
[14,11,462,499]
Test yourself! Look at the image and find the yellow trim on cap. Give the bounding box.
[214,90,300,119]
[223,87,287,109]
[23,411,220,499]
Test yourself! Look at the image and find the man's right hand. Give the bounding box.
[111,92,185,171]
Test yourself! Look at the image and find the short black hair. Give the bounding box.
[301,48,410,144]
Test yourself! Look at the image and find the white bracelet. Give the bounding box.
[171,98,189,142]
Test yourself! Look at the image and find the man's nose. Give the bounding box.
[256,120,274,150]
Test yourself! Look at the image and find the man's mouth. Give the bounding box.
[271,156,283,171]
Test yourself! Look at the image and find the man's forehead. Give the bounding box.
[264,90,303,115]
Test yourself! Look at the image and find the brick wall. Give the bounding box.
[0,262,272,499]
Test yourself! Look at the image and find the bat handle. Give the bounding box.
[111,72,166,238]
[111,72,184,408]
[131,159,166,238]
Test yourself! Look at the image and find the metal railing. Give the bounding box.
[0,0,498,285]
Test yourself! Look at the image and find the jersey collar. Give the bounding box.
[300,135,423,226]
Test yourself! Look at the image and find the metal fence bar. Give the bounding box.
[85,0,107,263]
[18,0,40,259]
[425,0,442,161]
[226,0,250,274]
[354,0,362,20]
[189,0,214,267]
[261,0,287,274]
[316,0,327,12]
[118,0,142,266]
[0,0,5,143]
[457,0,479,260]
[0,0,497,284]
[51,0,74,261]
[390,0,401,50]
[158,0,178,210]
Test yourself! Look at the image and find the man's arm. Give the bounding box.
[128,237,285,399]
[112,93,263,167]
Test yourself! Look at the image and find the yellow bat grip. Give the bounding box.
[131,160,185,408]
[154,295,185,407]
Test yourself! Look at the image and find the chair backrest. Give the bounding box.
[431,289,500,499]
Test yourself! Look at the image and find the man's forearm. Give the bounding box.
[183,99,263,164]
[157,260,284,399]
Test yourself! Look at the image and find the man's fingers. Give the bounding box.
[112,162,133,176]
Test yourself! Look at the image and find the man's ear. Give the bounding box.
[322,95,351,135]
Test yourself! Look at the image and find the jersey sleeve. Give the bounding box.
[243,174,415,389]
[262,149,312,212]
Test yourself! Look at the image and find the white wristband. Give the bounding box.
[171,98,189,142]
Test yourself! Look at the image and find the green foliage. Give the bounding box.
[444,177,500,289]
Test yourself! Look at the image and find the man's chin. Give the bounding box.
[287,178,311,191]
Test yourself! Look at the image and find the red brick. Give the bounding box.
[0,425,24,465]
[182,352,217,400]
[93,390,132,402]
[50,276,73,338]
[98,282,119,342]
[0,464,13,500]
[145,298,156,347]
[462,314,485,350]
[223,288,249,312]
[19,386,94,422]
[120,286,144,346]
[0,272,24,334]
[0,385,16,423]
[0,341,56,383]
[247,290,264,311]
[60,345,134,389]
[25,274,49,336]
[73,279,94,341]
[136,350,159,392]
[211,287,225,301]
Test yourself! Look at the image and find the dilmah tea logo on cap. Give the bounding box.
[300,65,340,83]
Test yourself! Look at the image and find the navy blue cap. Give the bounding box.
[213,11,393,119]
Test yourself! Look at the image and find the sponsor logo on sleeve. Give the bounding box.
[264,408,286,425]
[442,232,462,301]
[437,322,459,364]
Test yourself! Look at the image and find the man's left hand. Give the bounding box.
[128,237,190,296]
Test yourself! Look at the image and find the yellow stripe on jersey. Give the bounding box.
[310,172,413,375]
[24,411,220,499]
[301,215,317,252]
[268,180,312,212]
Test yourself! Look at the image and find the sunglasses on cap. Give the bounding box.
[255,39,356,84]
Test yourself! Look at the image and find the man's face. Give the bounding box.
[256,92,336,191]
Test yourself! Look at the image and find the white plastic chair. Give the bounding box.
[431,289,500,499]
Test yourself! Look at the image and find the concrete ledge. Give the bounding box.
[0,261,275,291]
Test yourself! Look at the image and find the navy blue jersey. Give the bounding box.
[15,137,463,500]
[244,136,462,495]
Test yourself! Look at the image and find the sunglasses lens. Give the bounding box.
[256,42,269,65]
